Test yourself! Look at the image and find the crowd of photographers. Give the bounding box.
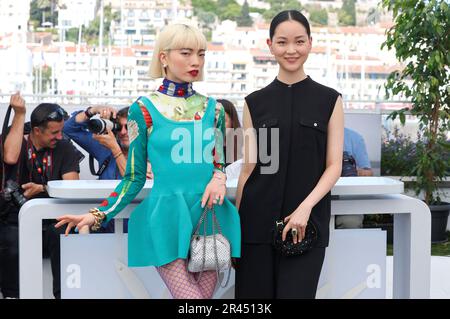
[0,92,149,299]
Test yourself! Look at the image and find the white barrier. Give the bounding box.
[19,177,431,299]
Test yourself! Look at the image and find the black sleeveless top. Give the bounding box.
[240,76,341,247]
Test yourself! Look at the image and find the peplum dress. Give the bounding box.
[96,88,241,267]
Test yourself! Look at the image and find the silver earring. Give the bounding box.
[163,64,167,68]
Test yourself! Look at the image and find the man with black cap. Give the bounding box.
[0,92,81,299]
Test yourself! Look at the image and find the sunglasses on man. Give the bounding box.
[35,108,65,126]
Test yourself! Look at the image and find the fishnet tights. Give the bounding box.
[156,258,217,299]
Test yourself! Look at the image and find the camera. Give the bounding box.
[87,117,120,135]
[341,151,358,177]
[2,180,27,208]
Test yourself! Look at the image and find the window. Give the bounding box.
[137,60,150,66]
[140,11,149,20]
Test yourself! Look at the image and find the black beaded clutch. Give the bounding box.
[273,220,318,256]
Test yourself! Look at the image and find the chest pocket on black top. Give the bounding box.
[299,118,328,151]
[255,118,279,163]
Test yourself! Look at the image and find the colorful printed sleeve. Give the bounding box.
[213,102,226,174]
[96,100,149,222]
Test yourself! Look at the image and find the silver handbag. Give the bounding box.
[187,206,231,287]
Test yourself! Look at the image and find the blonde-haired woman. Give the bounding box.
[56,24,241,299]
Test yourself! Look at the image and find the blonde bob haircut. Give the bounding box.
[149,24,207,80]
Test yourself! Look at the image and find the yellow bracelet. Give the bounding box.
[113,151,123,159]
[89,208,106,231]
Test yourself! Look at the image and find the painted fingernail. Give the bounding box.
[75,227,79,233]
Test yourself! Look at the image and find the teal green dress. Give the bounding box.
[96,94,241,267]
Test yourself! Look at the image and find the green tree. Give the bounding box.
[191,0,218,16]
[217,0,241,21]
[381,0,450,204]
[30,0,59,28]
[338,0,356,26]
[309,7,328,26]
[237,0,253,27]
[262,0,303,22]
[33,65,53,93]
[65,27,80,43]
[81,4,118,45]
[198,10,216,27]
[366,7,380,25]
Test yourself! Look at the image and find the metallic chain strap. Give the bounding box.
[188,205,231,288]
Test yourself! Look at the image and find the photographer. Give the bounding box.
[63,106,155,235]
[63,106,131,179]
[0,93,81,299]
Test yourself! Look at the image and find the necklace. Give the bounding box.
[157,78,195,98]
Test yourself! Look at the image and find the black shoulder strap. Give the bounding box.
[89,154,110,177]
[1,105,13,191]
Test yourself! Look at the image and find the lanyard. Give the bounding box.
[27,138,52,185]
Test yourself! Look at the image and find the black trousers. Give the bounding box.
[0,223,19,298]
[235,244,326,299]
[0,221,63,299]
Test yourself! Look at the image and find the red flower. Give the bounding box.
[37,167,42,174]
[194,113,201,120]
[110,192,118,197]
[176,88,185,96]
[100,200,108,207]
[159,85,164,91]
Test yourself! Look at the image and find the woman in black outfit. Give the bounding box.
[235,10,344,299]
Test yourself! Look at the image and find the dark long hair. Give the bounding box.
[269,10,311,40]
[217,99,241,129]
[217,99,242,165]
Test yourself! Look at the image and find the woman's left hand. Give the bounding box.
[282,204,313,244]
[201,175,226,209]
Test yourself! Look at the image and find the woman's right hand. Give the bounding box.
[55,213,96,236]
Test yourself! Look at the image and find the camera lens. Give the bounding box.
[87,118,118,134]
